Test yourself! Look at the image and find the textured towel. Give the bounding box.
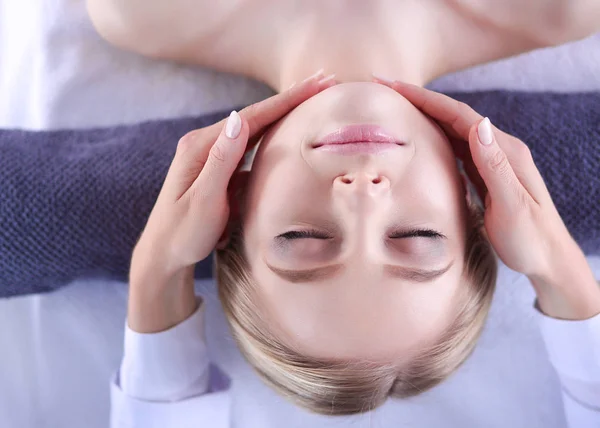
[1,91,599,297]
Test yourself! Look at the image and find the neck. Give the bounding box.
[271,49,431,93]
[258,4,442,92]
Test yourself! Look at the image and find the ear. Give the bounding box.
[216,170,250,250]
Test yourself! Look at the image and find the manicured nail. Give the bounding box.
[371,73,394,84]
[225,110,242,139]
[302,68,325,83]
[478,117,493,146]
[318,74,336,85]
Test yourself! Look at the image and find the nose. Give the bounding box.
[333,172,390,196]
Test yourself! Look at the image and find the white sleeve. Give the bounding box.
[110,298,230,428]
[538,310,600,428]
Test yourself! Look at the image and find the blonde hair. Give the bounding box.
[215,202,497,415]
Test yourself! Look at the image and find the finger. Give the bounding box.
[471,119,551,206]
[192,110,250,200]
[469,118,530,210]
[445,136,487,201]
[377,80,552,204]
[379,81,527,162]
[462,156,488,203]
[204,70,329,142]
[162,129,215,201]
[316,74,339,90]
[160,67,331,203]
[216,169,250,250]
[387,81,482,141]
[235,73,338,153]
[241,73,333,138]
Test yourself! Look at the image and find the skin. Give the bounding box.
[95,0,600,365]
[88,0,600,90]
[242,82,470,360]
[87,0,600,91]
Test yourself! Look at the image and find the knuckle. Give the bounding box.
[177,132,198,154]
[456,100,471,116]
[241,103,259,117]
[210,143,227,163]
[189,184,211,205]
[208,143,227,166]
[241,104,259,124]
[515,140,532,160]
[516,190,531,211]
[487,150,511,176]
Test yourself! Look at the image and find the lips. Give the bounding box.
[313,124,404,154]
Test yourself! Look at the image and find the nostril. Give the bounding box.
[371,177,382,184]
[340,176,353,184]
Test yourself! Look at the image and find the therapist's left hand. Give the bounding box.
[134,71,335,276]
[128,72,336,333]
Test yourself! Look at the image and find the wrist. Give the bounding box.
[128,245,197,333]
[528,243,600,320]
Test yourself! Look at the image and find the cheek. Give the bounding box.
[405,151,468,249]
[242,154,329,229]
[411,149,463,202]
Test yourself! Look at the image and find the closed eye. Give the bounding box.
[388,228,446,239]
[277,230,333,240]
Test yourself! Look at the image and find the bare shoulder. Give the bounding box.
[446,0,600,45]
[86,0,600,87]
[424,0,600,80]
[86,0,256,71]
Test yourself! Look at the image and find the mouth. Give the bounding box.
[312,124,405,154]
[314,142,400,154]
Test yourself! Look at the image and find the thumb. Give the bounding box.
[192,111,249,200]
[469,118,526,210]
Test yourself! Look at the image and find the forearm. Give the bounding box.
[529,239,600,320]
[128,245,198,333]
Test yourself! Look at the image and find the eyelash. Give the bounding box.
[388,228,445,239]
[278,230,333,240]
[278,228,445,240]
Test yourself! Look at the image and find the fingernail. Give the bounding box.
[225,110,242,139]
[371,73,394,84]
[478,117,493,146]
[318,74,336,85]
[302,68,325,83]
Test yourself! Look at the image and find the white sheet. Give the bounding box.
[1,1,599,427]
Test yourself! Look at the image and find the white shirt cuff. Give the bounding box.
[537,309,600,410]
[120,297,209,402]
[111,374,230,428]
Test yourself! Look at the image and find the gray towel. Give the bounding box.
[1,92,598,297]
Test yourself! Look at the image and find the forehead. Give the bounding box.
[252,261,465,362]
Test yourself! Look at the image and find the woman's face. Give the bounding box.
[242,82,469,363]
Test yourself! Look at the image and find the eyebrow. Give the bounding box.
[266,263,344,283]
[266,260,454,284]
[384,261,454,283]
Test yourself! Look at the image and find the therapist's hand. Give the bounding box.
[129,71,336,333]
[376,78,600,320]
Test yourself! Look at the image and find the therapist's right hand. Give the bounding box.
[128,70,336,333]
[376,79,600,320]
